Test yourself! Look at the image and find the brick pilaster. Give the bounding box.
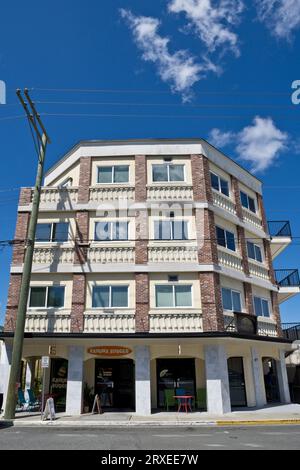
[19,187,32,206]
[199,272,224,331]
[78,157,92,204]
[70,274,86,333]
[12,212,30,265]
[231,176,243,220]
[237,226,250,275]
[271,291,283,337]
[257,194,268,234]
[135,154,148,264]
[135,273,149,332]
[74,211,89,264]
[244,282,254,316]
[264,239,276,285]
[196,208,218,264]
[4,274,22,332]
[135,155,147,202]
[191,154,213,203]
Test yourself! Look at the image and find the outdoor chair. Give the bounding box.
[164,389,176,411]
[27,389,40,409]
[16,388,28,411]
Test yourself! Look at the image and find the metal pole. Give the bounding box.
[41,368,46,421]
[4,133,48,419]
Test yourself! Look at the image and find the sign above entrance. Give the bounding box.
[87,346,132,357]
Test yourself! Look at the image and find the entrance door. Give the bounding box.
[263,358,280,403]
[228,357,247,407]
[50,358,68,412]
[156,359,196,408]
[95,359,135,410]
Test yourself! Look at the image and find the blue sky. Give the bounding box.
[0,0,300,324]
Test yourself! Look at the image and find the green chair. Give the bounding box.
[164,389,176,411]
[195,388,207,410]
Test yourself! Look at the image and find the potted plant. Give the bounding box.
[83,383,94,413]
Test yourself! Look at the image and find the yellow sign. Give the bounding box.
[87,346,132,357]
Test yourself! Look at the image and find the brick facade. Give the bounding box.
[74,211,89,264]
[4,274,22,331]
[237,226,250,275]
[264,239,276,285]
[12,212,30,265]
[231,176,243,220]
[135,154,148,264]
[271,291,283,337]
[191,154,213,203]
[135,155,147,202]
[196,209,218,264]
[244,282,254,316]
[199,272,224,331]
[78,157,92,204]
[135,273,149,332]
[257,194,268,234]
[19,187,32,206]
[70,274,86,333]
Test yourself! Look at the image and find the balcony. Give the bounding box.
[276,269,300,302]
[217,247,243,272]
[242,207,262,230]
[25,311,71,333]
[36,187,78,209]
[33,246,74,264]
[224,312,278,337]
[149,311,203,333]
[146,184,193,201]
[282,323,300,341]
[268,221,292,258]
[248,260,270,281]
[148,244,198,264]
[83,311,135,333]
[89,185,135,203]
[88,245,135,264]
[212,190,236,215]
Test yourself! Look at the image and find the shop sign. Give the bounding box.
[87,346,132,357]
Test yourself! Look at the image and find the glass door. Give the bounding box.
[157,359,196,408]
[228,357,247,407]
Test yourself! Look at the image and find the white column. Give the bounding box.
[0,341,13,411]
[24,358,35,401]
[204,344,231,414]
[135,345,151,416]
[251,347,267,407]
[277,350,291,404]
[65,346,84,415]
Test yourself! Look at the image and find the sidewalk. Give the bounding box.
[1,404,300,427]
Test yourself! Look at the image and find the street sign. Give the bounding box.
[41,356,50,368]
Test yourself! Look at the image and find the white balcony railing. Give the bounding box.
[89,186,135,202]
[242,208,262,229]
[149,311,203,333]
[147,185,193,201]
[218,248,243,271]
[33,246,74,264]
[248,261,270,280]
[88,246,135,264]
[84,311,135,333]
[223,313,278,337]
[212,190,236,215]
[38,187,78,205]
[148,245,198,263]
[25,311,71,333]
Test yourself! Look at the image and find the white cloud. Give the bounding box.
[209,117,288,173]
[168,0,244,56]
[255,0,300,40]
[120,9,219,101]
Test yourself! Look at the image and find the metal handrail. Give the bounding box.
[275,269,300,287]
[268,221,292,237]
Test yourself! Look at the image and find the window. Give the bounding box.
[92,285,128,308]
[210,172,229,197]
[97,165,129,184]
[94,221,128,241]
[154,220,188,240]
[254,296,270,317]
[155,284,192,308]
[247,241,263,262]
[29,286,65,308]
[240,191,256,213]
[152,164,185,182]
[216,226,236,251]
[221,288,242,312]
[35,222,69,242]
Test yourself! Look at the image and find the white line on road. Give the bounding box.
[152,434,211,438]
[205,444,226,448]
[241,443,263,448]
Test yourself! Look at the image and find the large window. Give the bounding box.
[154,220,188,240]
[247,241,263,262]
[29,286,65,308]
[216,226,236,251]
[254,296,270,317]
[97,165,129,184]
[240,191,256,213]
[210,172,229,197]
[152,164,185,182]
[94,221,128,241]
[35,223,69,242]
[155,284,192,308]
[222,288,242,312]
[92,285,128,308]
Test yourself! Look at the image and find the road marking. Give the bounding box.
[241,443,263,448]
[152,434,211,438]
[205,444,226,447]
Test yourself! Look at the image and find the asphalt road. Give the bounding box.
[0,425,300,450]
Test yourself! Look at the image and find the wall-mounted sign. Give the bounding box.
[87,346,132,357]
[41,356,50,368]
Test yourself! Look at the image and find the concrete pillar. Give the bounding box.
[24,358,35,401]
[66,346,84,415]
[251,348,267,407]
[204,344,231,414]
[0,341,12,411]
[277,350,291,404]
[135,345,151,416]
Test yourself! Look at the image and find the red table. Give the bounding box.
[173,395,194,413]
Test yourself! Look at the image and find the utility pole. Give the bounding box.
[4,89,51,419]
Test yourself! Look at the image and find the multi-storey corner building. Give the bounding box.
[1,139,299,415]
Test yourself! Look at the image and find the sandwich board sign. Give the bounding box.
[92,394,103,414]
[43,397,56,421]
